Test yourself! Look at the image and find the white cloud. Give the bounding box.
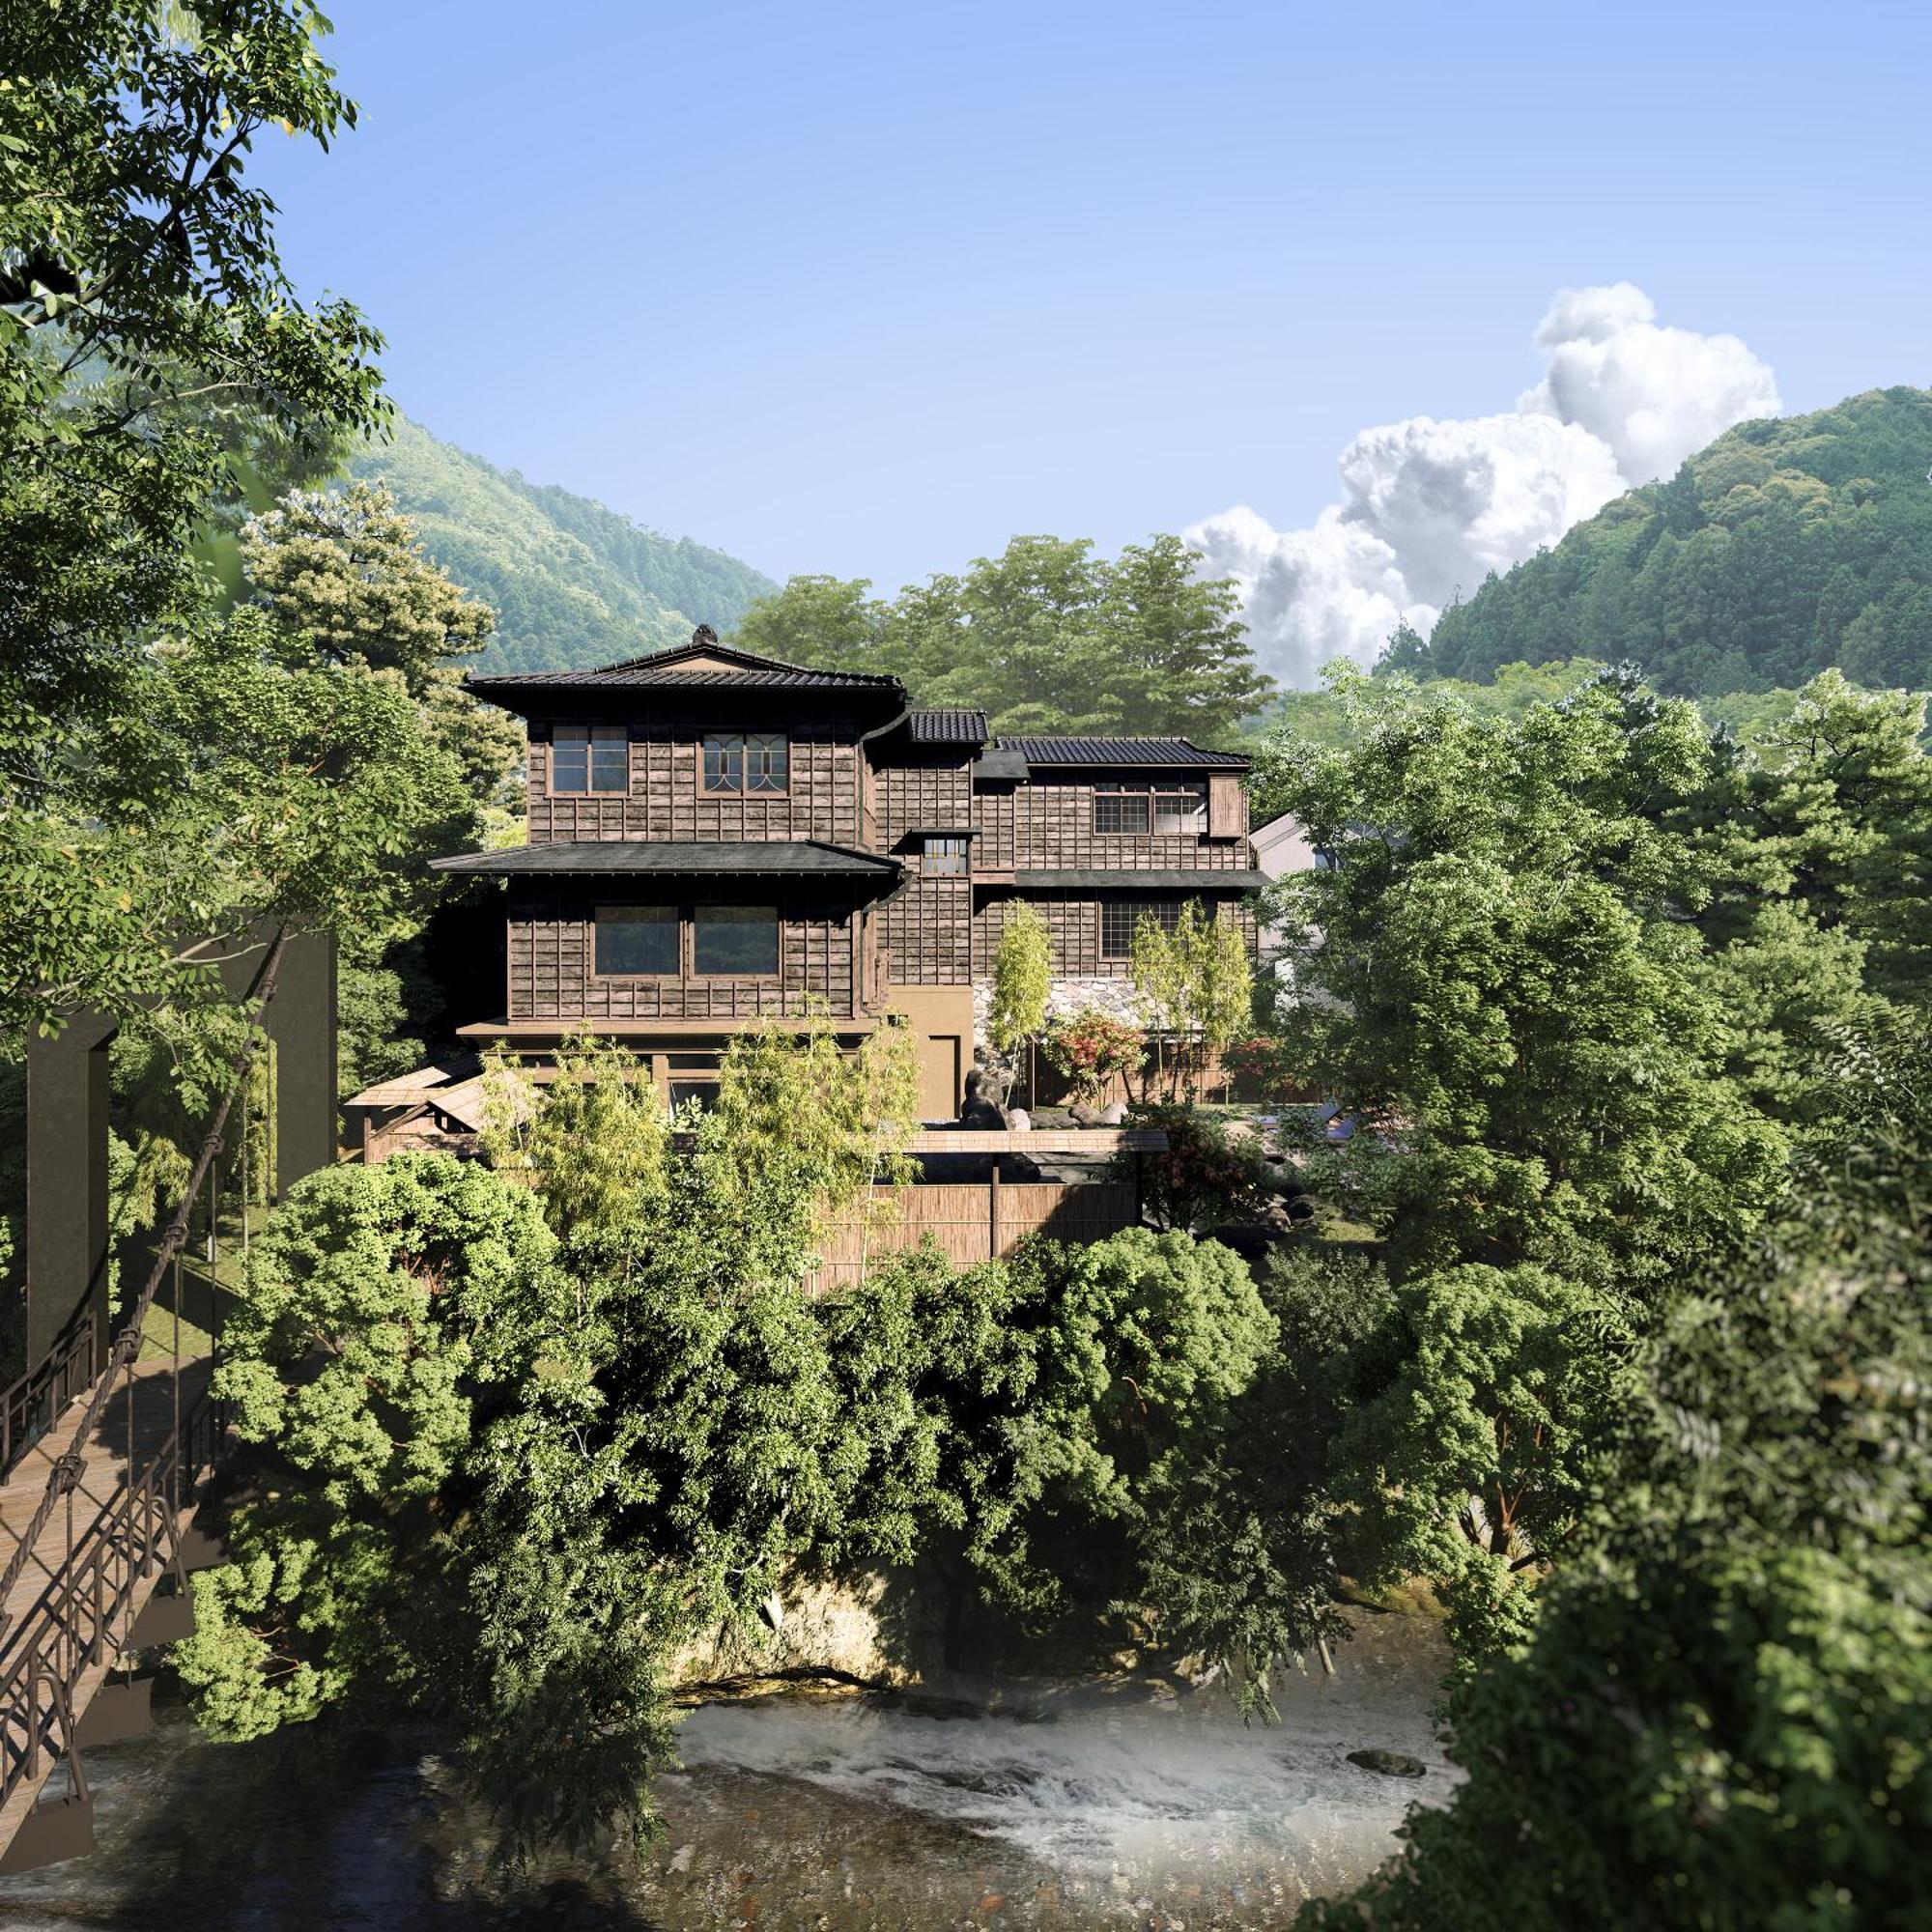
[1189,283,1781,690]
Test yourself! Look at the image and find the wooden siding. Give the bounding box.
[528,734,863,845]
[1005,780,1249,870]
[878,757,974,844]
[881,877,974,984]
[506,885,870,1021]
[810,1180,1140,1291]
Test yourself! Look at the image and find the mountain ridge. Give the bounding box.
[348,417,778,675]
[1387,385,1932,696]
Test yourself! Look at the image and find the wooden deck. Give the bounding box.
[0,1357,213,1861]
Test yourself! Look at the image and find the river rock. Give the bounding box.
[1346,1747,1427,1778]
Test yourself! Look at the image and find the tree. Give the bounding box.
[1254,668,1840,1655]
[240,479,523,800]
[1096,534,1272,738]
[988,902,1053,1101]
[2,1,391,1049]
[729,533,1272,738]
[1,0,384,744]
[1040,1007,1146,1105]
[1299,1012,1932,1931]
[1129,900,1253,1100]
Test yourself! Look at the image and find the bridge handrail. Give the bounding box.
[0,1315,98,1481]
[0,1389,222,1812]
[0,925,289,1633]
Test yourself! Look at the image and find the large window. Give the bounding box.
[1093,786,1151,835]
[693,904,780,976]
[552,724,628,794]
[1100,899,1188,960]
[1093,782,1206,836]
[703,732,788,794]
[593,906,678,977]
[1154,787,1207,834]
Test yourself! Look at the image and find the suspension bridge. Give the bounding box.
[0,928,335,1873]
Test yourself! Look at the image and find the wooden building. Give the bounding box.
[433,630,1263,1119]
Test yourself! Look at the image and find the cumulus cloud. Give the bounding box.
[1188,283,1781,690]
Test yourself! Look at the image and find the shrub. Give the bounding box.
[1118,1102,1277,1231]
[1041,1007,1145,1104]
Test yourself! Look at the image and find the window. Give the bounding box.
[1093,786,1151,835]
[552,724,628,794]
[1101,899,1185,959]
[693,904,780,976]
[923,836,970,876]
[593,906,678,977]
[1093,782,1207,836]
[1154,787,1207,834]
[703,732,788,794]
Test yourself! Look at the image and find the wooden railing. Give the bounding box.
[0,1316,98,1481]
[0,1393,222,1821]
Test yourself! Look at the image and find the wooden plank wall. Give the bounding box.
[507,895,861,1021]
[810,1180,1140,1292]
[979,780,1250,872]
[528,735,862,845]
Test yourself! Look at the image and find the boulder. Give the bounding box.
[1347,1747,1427,1778]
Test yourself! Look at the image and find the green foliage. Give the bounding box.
[1400,386,1932,698]
[177,1155,580,1740]
[1136,1244,1396,1706]
[989,902,1053,1072]
[347,416,776,676]
[1130,900,1253,1100]
[1300,1015,1932,1931]
[1,0,384,753]
[918,1229,1277,1627]
[241,478,523,805]
[1250,663,1928,1658]
[731,532,1271,737]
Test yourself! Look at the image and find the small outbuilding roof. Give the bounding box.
[995,735,1250,770]
[905,707,990,745]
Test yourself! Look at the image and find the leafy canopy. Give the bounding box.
[731,533,1272,738]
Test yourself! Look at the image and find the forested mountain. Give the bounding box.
[348,417,777,675]
[1389,386,1932,694]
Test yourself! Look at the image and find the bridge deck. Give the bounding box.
[0,1358,212,1861]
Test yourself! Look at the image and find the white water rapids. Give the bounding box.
[0,1611,1451,1930]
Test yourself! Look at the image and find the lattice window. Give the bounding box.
[1100,899,1185,959]
[553,724,628,793]
[703,732,789,793]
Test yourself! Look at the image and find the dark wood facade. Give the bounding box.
[440,636,1264,1079]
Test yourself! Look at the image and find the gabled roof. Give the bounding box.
[995,735,1250,770]
[467,628,904,695]
[430,839,902,879]
[906,707,989,745]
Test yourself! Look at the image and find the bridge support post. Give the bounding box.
[23,1014,116,1374]
[264,926,337,1196]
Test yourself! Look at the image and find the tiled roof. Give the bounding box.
[468,635,902,693]
[996,735,1250,769]
[1013,869,1267,892]
[906,707,989,744]
[431,840,901,878]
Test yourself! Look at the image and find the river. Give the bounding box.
[0,1610,1450,1931]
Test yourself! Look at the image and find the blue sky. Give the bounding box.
[257,1,1931,613]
